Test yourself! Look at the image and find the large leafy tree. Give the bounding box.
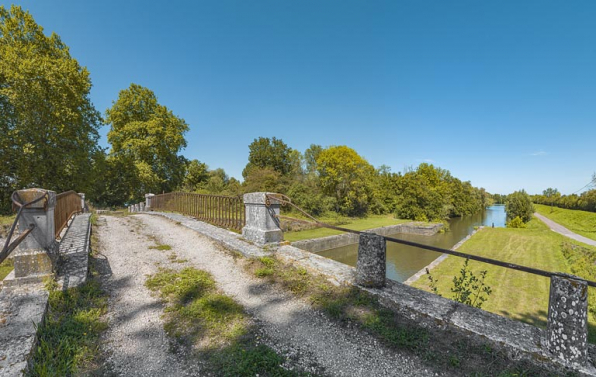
[0,5,102,211]
[242,137,293,178]
[106,83,188,201]
[316,146,375,216]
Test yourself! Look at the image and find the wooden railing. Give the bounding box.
[54,191,82,238]
[151,192,245,232]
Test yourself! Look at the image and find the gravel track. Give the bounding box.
[96,214,448,376]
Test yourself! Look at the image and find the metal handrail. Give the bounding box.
[266,193,596,288]
[0,191,48,265]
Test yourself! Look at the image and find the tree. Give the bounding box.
[304,144,323,175]
[316,146,375,216]
[181,159,209,191]
[0,5,102,211]
[106,83,188,201]
[505,190,534,223]
[242,137,293,178]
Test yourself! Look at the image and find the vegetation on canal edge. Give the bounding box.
[283,214,410,242]
[145,267,309,376]
[246,256,560,376]
[535,203,596,242]
[412,218,596,343]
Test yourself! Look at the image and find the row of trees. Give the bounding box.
[232,137,493,220]
[0,5,493,222]
[532,187,596,213]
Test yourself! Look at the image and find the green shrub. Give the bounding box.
[506,216,527,228]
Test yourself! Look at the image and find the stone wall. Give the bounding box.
[291,222,443,253]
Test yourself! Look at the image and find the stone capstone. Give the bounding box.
[547,274,588,365]
[356,233,386,288]
[241,192,283,245]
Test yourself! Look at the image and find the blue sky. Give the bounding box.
[5,1,596,195]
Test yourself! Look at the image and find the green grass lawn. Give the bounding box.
[0,258,13,280]
[535,203,596,241]
[283,214,411,242]
[412,218,596,342]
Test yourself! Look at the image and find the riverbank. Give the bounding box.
[283,214,411,242]
[535,204,596,242]
[411,218,596,342]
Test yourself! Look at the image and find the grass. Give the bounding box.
[412,218,596,342]
[145,267,308,376]
[0,258,14,280]
[28,278,108,376]
[245,256,559,376]
[283,214,411,242]
[149,244,172,251]
[535,203,596,241]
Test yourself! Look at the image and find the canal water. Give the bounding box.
[318,205,507,282]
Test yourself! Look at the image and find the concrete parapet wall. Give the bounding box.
[276,243,596,375]
[291,222,443,253]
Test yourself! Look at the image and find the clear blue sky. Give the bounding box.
[5,1,596,195]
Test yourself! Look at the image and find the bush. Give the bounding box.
[506,216,527,228]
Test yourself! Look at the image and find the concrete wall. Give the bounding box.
[291,222,443,253]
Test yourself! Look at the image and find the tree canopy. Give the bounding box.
[243,137,294,178]
[317,146,375,216]
[106,83,188,201]
[505,190,534,223]
[0,5,102,211]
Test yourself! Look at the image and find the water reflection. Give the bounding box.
[318,205,506,282]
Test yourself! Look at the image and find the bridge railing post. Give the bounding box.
[242,192,283,245]
[356,233,386,288]
[145,193,155,210]
[78,192,85,212]
[9,189,57,285]
[546,274,588,365]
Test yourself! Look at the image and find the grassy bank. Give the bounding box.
[145,267,308,376]
[535,203,596,241]
[412,218,596,342]
[283,214,410,242]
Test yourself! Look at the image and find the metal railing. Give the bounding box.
[151,192,245,232]
[55,191,83,238]
[265,193,596,287]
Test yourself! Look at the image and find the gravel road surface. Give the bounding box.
[96,214,448,376]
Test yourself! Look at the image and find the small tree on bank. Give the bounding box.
[505,190,534,225]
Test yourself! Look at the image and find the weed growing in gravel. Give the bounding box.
[149,244,172,251]
[145,267,308,376]
[28,279,108,376]
[247,256,563,376]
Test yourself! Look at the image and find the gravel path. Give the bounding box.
[96,214,448,376]
[95,215,199,376]
[534,212,596,247]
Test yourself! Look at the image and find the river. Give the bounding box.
[318,205,507,282]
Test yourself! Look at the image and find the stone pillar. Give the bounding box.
[140,203,145,211]
[546,274,588,365]
[78,193,85,213]
[13,189,57,281]
[356,233,386,288]
[242,192,283,245]
[145,193,155,210]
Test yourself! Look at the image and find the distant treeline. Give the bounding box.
[532,189,596,213]
[180,138,493,221]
